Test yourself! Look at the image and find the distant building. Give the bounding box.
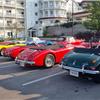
[0,0,25,38]
[73,0,94,22]
[0,0,86,38]
[26,0,83,37]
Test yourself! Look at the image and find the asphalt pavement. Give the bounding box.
[0,56,100,100]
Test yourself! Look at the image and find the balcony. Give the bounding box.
[0,23,4,28]
[0,13,3,17]
[4,2,15,8]
[4,14,15,18]
[0,2,2,6]
[16,3,24,9]
[17,14,24,19]
[17,24,25,28]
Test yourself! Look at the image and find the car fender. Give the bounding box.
[11,47,26,59]
[33,50,56,66]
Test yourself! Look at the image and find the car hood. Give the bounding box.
[63,53,100,68]
[17,48,39,60]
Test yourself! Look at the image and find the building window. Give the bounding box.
[50,10,54,16]
[35,3,38,7]
[49,1,54,7]
[40,10,43,17]
[39,1,43,8]
[35,21,38,24]
[50,20,53,23]
[35,12,38,16]
[56,1,60,7]
[21,2,24,6]
[40,21,42,24]
[44,10,48,17]
[6,10,12,15]
[20,21,24,24]
[21,12,24,15]
[7,20,12,25]
[6,0,11,4]
[44,1,48,8]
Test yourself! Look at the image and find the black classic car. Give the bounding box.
[61,46,100,83]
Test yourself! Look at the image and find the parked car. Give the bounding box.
[0,41,25,55]
[1,40,55,59]
[1,43,41,59]
[61,47,100,83]
[56,36,83,46]
[26,37,45,44]
[15,44,74,68]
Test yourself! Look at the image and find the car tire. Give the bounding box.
[44,54,55,68]
[93,74,100,83]
[0,48,5,56]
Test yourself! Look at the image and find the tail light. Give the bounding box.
[90,67,96,70]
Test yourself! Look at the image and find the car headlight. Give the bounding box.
[92,60,96,64]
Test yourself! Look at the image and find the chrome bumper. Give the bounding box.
[15,58,35,65]
[60,65,100,75]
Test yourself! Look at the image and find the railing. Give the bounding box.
[0,13,3,17]
[17,24,25,28]
[16,4,24,9]
[4,3,15,7]
[0,2,2,5]
[0,23,4,27]
[4,14,15,18]
[17,14,24,18]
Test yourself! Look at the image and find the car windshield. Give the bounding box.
[30,44,64,50]
[74,47,100,55]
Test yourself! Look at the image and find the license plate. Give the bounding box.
[20,62,25,67]
[70,70,79,77]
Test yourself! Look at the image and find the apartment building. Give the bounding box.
[26,0,83,37]
[0,0,25,38]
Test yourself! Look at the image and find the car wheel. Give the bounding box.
[93,74,100,83]
[0,48,5,56]
[44,54,55,68]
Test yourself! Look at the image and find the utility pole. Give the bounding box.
[25,0,27,40]
[72,0,74,36]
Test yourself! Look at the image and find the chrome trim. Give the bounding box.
[15,58,35,65]
[61,65,100,74]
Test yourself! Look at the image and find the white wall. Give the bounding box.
[66,0,82,13]
[26,0,39,29]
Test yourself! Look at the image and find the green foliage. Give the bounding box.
[43,27,48,37]
[61,22,80,28]
[83,1,100,32]
[0,38,4,42]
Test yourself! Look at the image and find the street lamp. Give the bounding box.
[25,0,27,39]
[72,0,74,36]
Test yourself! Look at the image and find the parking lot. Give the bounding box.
[0,56,100,100]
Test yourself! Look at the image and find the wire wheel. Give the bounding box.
[45,54,55,68]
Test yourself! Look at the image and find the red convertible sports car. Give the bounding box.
[15,44,74,68]
[2,40,55,59]
[2,37,83,60]
[2,43,41,59]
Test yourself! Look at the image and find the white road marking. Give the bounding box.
[0,56,5,59]
[22,71,66,86]
[0,75,13,80]
[0,61,15,65]
[0,64,16,69]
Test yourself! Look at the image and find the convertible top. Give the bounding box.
[30,44,65,50]
[74,47,100,54]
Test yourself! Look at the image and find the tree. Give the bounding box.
[11,22,24,38]
[83,1,100,32]
[43,27,48,37]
